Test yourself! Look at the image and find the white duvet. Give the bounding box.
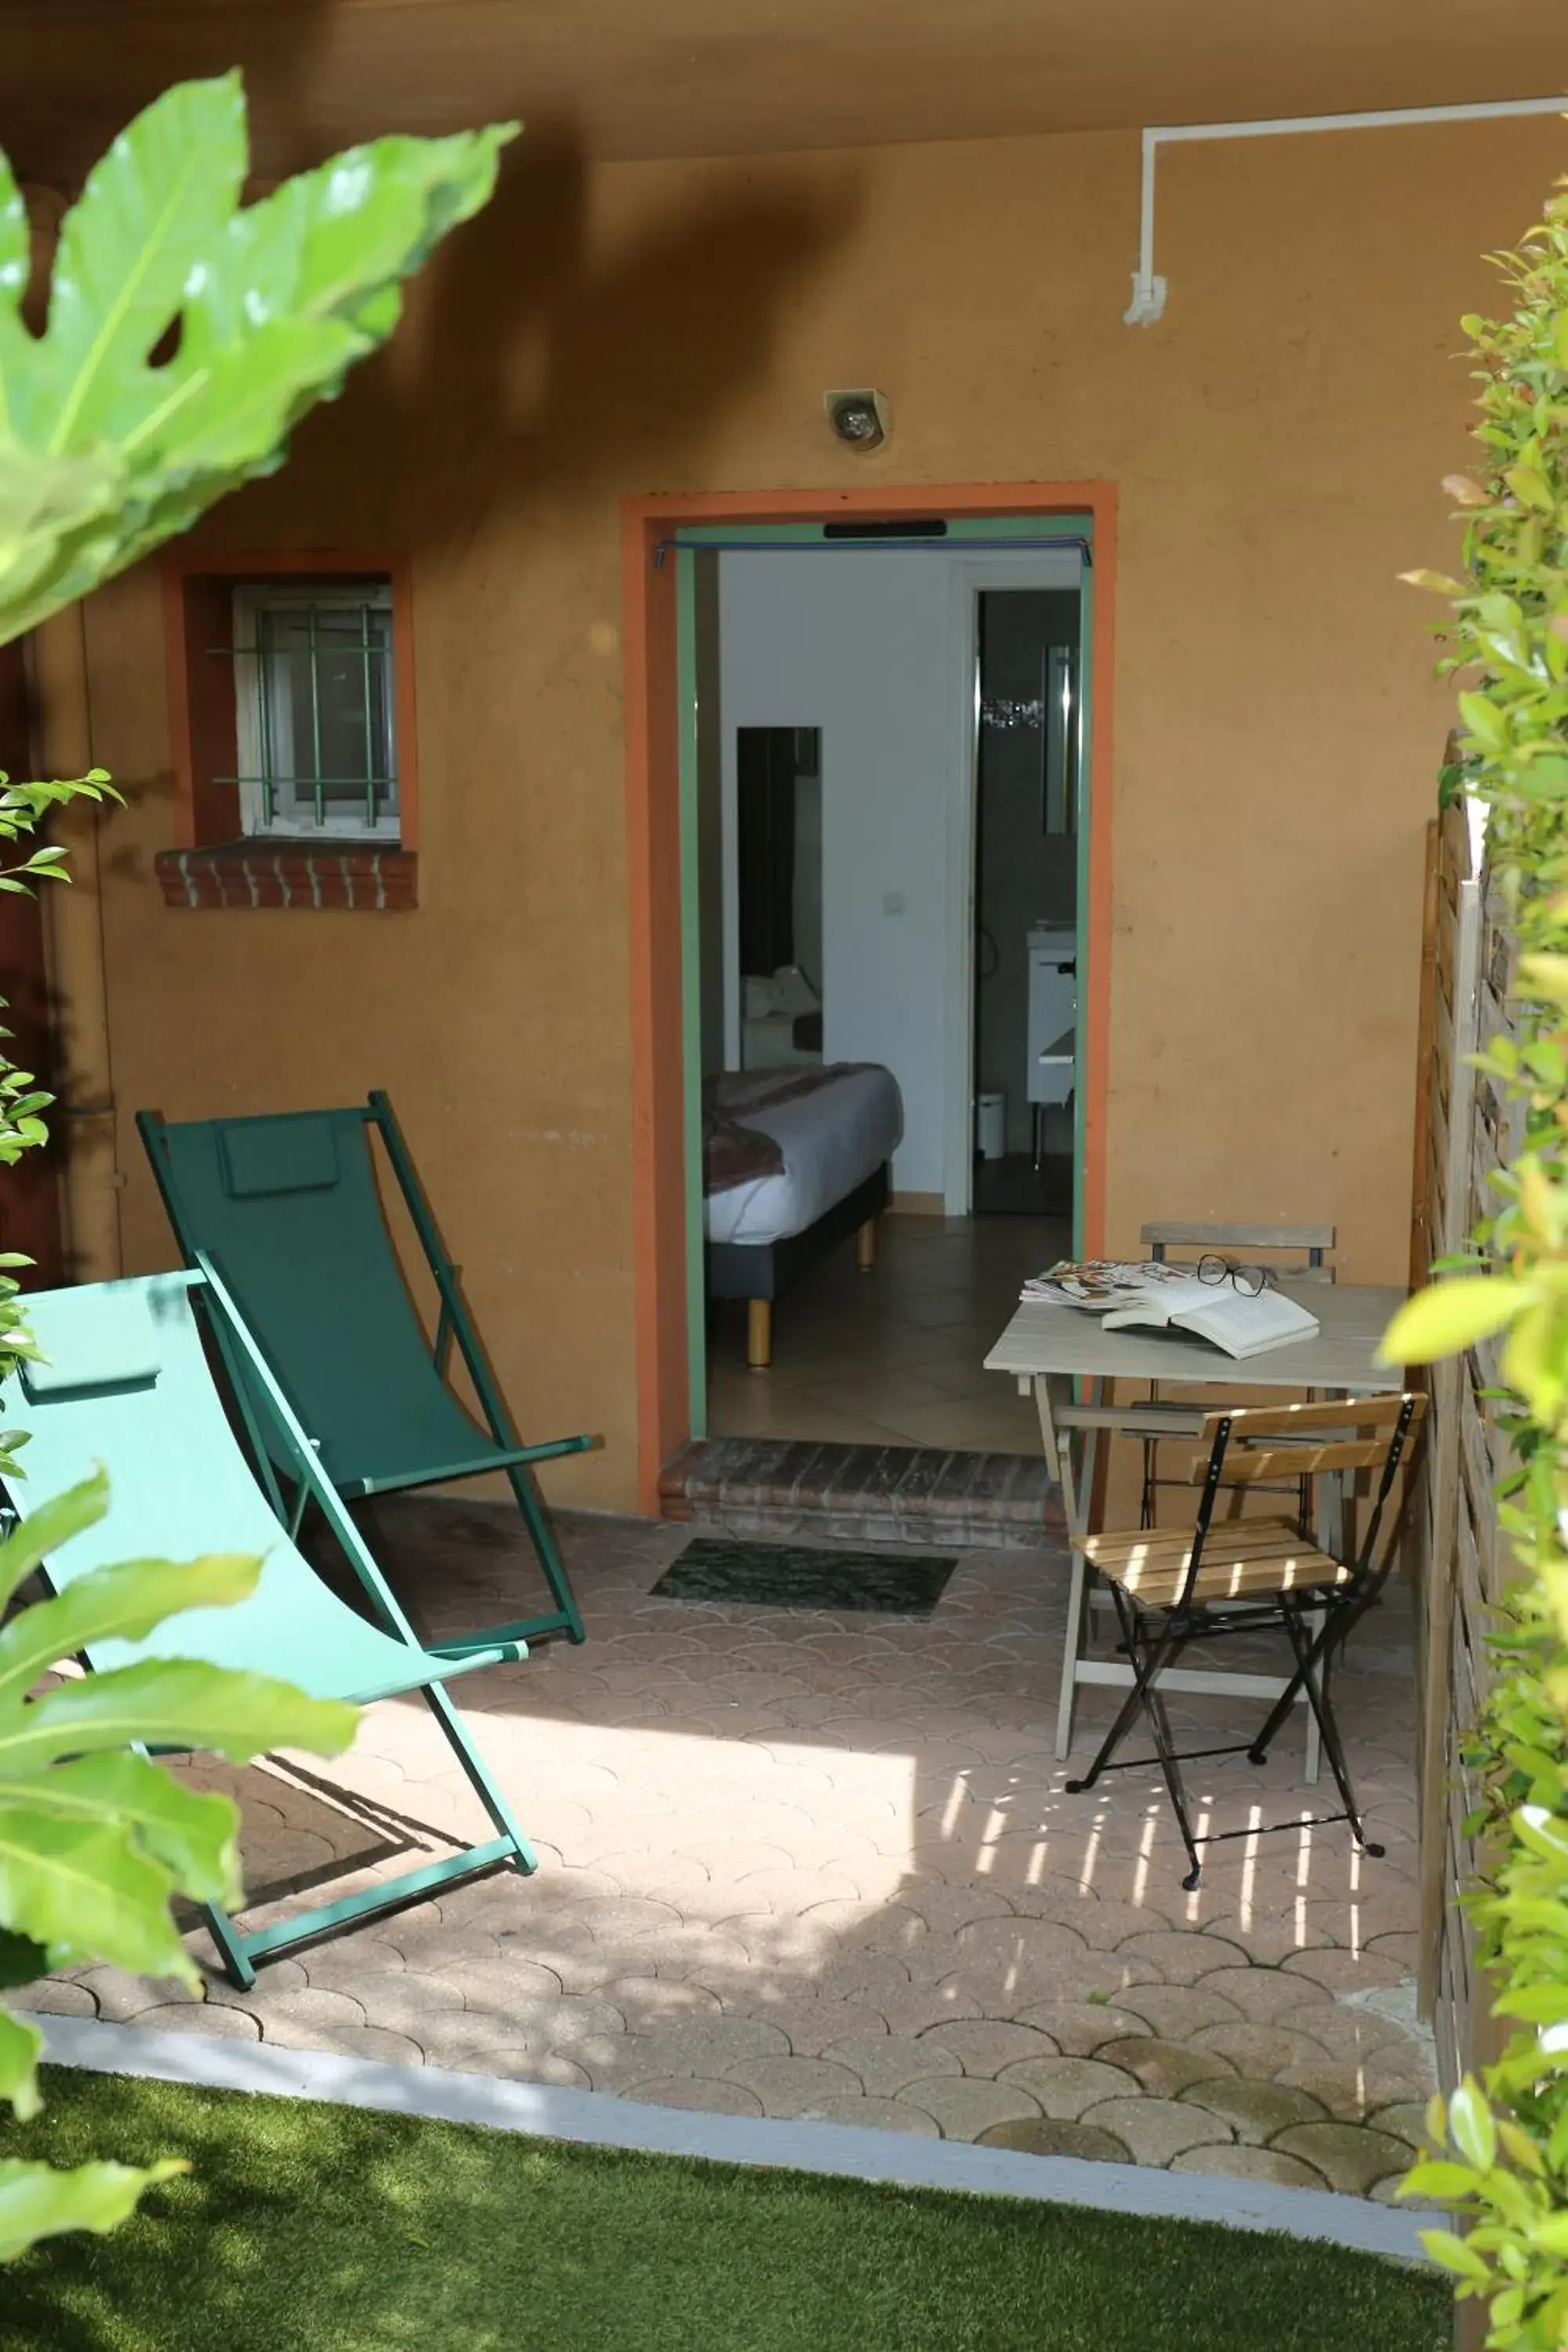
[705,1065,904,1247]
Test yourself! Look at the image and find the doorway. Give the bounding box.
[622,484,1116,1511]
[971,585,1083,1221]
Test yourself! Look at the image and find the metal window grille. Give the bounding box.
[221,583,399,840]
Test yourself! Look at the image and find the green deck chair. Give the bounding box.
[0,1263,538,1989]
[137,1094,588,1651]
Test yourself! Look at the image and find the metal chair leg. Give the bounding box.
[1280,1604,1382,1858]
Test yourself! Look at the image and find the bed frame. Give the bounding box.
[706,1162,890,1369]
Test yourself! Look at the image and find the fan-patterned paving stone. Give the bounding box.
[919,2020,1060,2076]
[896,2076,1044,2139]
[732,1996,895,2056]
[1194,1966,1334,2024]
[1080,2097,1234,2168]
[10,1979,96,2018]
[977,2118,1130,2161]
[723,2055,865,2118]
[1279,1945,1411,1994]
[1112,1981,1243,2041]
[994,2055,1141,2118]
[1178,2077,1330,2143]
[136,2001,261,2041]
[1190,2020,1344,2080]
[1190,1913,1338,1966]
[1272,2057,1439,2123]
[1272,2123,1421,2198]
[1113,1930,1252,1985]
[46,1501,1432,2196]
[1011,2001,1153,2056]
[1173,2144,1329,2189]
[822,2034,963,2098]
[1094,2037,1235,2099]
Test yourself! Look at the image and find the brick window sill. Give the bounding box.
[154,844,417,911]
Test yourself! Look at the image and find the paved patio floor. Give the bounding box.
[20,1502,1435,2199]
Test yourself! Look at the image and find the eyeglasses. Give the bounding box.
[1196,1254,1276,1297]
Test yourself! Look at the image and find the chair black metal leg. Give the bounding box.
[1065,1593,1205,1888]
[1144,1668,1203,1891]
[1063,1668,1148,1795]
[1283,1604,1382,1859]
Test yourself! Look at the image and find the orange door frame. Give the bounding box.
[622,481,1116,1513]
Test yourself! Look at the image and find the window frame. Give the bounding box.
[230,579,400,843]
[162,549,420,857]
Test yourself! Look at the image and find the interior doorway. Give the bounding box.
[622,483,1115,1511]
[971,585,1083,1221]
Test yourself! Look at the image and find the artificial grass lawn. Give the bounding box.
[2,2066,1450,2352]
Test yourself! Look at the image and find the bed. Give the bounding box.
[704,1063,905,1367]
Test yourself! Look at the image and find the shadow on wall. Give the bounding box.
[252,120,862,548]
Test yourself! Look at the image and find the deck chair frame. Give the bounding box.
[5,1261,539,1990]
[138,1091,589,1652]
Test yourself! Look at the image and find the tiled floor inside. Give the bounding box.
[21,1501,1434,2200]
[707,1209,1069,1453]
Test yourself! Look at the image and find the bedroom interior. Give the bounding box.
[694,523,1086,1455]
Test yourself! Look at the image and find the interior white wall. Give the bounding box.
[717,544,1083,1200]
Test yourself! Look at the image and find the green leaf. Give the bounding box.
[0,2154,187,2264]
[0,1551,261,1701]
[0,1655,357,1775]
[1420,2227,1492,2283]
[1378,1278,1530,1366]
[1449,2078,1499,2172]
[0,2002,40,2120]
[0,1474,109,1614]
[1399,2159,1483,2199]
[1,1754,241,1907]
[1457,690,1508,751]
[0,1805,193,1983]
[39,75,248,452]
[1504,465,1555,511]
[0,79,516,649]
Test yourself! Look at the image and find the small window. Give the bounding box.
[229,580,398,840]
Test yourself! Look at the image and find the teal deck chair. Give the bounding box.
[137,1094,588,1651]
[0,1264,538,1989]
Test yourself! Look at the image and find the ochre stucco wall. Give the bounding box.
[71,118,1565,1511]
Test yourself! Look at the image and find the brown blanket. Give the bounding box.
[702,1064,880,1196]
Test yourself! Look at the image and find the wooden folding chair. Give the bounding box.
[1064,1391,1425,1888]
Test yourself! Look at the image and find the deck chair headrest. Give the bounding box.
[20,1285,162,1397]
[220,1116,342,1200]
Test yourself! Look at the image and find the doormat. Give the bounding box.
[651,1535,956,1616]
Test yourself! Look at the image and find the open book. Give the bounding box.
[1099,1276,1319,1360]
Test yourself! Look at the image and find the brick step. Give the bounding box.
[659,1437,1064,1553]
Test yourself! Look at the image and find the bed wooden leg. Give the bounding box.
[857,1215,879,1272]
[747,1298,772,1370]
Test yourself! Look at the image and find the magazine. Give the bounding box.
[1021,1259,1194,1308]
[1021,1261,1319,1360]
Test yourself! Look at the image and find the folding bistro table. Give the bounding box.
[984,1281,1407,1771]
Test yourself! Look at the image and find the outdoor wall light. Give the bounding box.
[824,389,888,450]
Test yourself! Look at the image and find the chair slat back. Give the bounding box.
[1192,1436,1396,1483]
[1142,1220,1336,1283]
[1172,1392,1425,1611]
[1192,1394,1421,1444]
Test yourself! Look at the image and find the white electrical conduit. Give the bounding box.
[1125,93,1568,324]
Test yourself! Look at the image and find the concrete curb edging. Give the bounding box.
[38,2015,1440,2264]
